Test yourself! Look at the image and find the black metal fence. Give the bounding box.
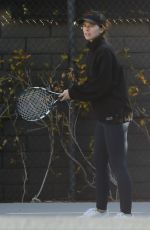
[0,0,150,25]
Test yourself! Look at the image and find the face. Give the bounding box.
[82,21,104,41]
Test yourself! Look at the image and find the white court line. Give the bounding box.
[0,216,150,230]
[5,211,145,215]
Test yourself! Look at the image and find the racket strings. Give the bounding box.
[17,88,56,121]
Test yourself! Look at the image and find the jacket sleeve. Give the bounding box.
[68,48,113,101]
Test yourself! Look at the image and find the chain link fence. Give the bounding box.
[0,0,150,26]
[0,0,150,202]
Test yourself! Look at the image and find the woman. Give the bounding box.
[59,10,133,217]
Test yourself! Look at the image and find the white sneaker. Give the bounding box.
[82,208,108,217]
[114,212,132,218]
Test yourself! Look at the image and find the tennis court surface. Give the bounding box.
[0,202,150,229]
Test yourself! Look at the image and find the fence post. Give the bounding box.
[67,0,76,200]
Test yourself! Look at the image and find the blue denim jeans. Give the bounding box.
[94,121,132,214]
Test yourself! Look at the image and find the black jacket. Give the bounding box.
[69,36,133,123]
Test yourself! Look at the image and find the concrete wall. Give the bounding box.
[0,22,150,201]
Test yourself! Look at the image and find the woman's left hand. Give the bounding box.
[59,89,71,101]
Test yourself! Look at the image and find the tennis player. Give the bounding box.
[59,10,133,217]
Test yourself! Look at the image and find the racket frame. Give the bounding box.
[17,86,60,121]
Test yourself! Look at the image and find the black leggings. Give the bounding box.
[94,121,132,214]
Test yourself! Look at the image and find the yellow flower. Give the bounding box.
[128,86,139,96]
[137,71,148,85]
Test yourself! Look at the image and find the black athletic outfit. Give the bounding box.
[69,36,133,214]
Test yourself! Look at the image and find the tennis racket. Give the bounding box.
[16,87,60,121]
